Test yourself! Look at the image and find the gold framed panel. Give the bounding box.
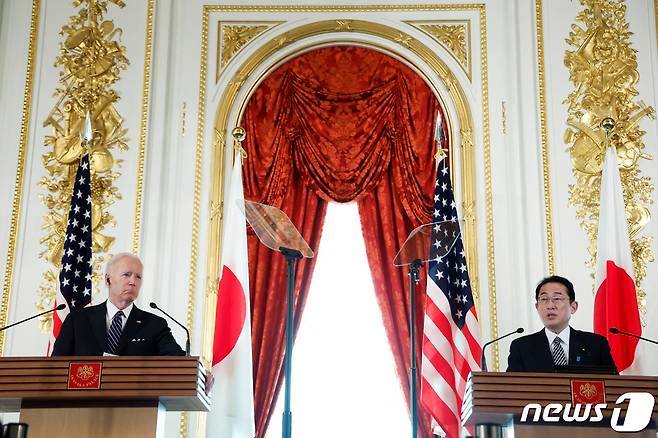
[194,3,495,366]
[0,0,41,356]
[191,6,496,434]
[1,0,154,355]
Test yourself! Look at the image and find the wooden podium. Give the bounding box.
[0,356,210,438]
[462,371,658,438]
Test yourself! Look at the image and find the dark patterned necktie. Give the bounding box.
[552,337,567,366]
[106,310,124,354]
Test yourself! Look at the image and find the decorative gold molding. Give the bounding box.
[0,0,41,356]
[191,0,212,372]
[216,22,282,82]
[475,5,499,371]
[179,413,187,438]
[203,4,485,12]
[407,20,471,80]
[188,9,215,437]
[536,0,556,275]
[501,101,507,135]
[460,127,478,305]
[564,0,655,318]
[131,0,155,255]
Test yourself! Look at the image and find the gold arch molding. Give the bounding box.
[198,14,494,364]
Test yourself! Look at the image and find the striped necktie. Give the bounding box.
[552,336,567,366]
[106,310,125,355]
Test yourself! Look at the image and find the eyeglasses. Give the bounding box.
[537,296,568,305]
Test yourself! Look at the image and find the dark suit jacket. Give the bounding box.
[52,302,185,356]
[506,328,617,373]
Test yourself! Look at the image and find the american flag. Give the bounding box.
[420,157,482,438]
[52,153,93,340]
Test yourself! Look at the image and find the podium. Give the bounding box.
[0,356,210,438]
[462,371,658,438]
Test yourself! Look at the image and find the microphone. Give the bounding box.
[609,327,658,345]
[149,302,190,355]
[0,303,66,333]
[481,327,524,371]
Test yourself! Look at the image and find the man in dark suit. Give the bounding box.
[507,275,617,373]
[52,253,185,356]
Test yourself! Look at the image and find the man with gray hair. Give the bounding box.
[52,252,185,356]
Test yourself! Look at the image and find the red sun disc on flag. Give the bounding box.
[213,266,247,366]
[594,260,641,371]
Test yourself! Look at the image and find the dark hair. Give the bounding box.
[535,275,575,302]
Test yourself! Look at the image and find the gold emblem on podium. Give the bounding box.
[68,362,102,390]
[571,379,606,405]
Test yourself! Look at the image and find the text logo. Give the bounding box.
[610,392,655,432]
[520,392,655,432]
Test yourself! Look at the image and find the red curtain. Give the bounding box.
[241,46,444,437]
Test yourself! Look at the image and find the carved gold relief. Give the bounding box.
[536,0,556,274]
[216,22,281,82]
[335,20,353,31]
[564,0,655,317]
[37,0,127,332]
[407,21,471,79]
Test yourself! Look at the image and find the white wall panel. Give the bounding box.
[0,0,36,340]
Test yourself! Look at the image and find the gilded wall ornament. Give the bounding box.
[564,0,655,317]
[407,21,471,79]
[37,0,128,332]
[217,23,280,81]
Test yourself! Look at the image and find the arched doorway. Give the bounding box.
[204,22,481,315]
[238,45,446,438]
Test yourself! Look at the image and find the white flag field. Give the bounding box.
[206,157,256,437]
[593,145,642,374]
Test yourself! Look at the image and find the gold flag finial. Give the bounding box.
[601,117,615,140]
[81,110,94,147]
[232,127,247,164]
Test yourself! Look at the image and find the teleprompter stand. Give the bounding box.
[394,220,460,438]
[241,200,314,438]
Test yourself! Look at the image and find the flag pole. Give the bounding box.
[239,195,313,438]
[408,258,422,438]
[281,246,303,438]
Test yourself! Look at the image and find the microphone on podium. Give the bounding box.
[609,327,658,345]
[0,304,67,333]
[481,327,524,372]
[149,302,191,356]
